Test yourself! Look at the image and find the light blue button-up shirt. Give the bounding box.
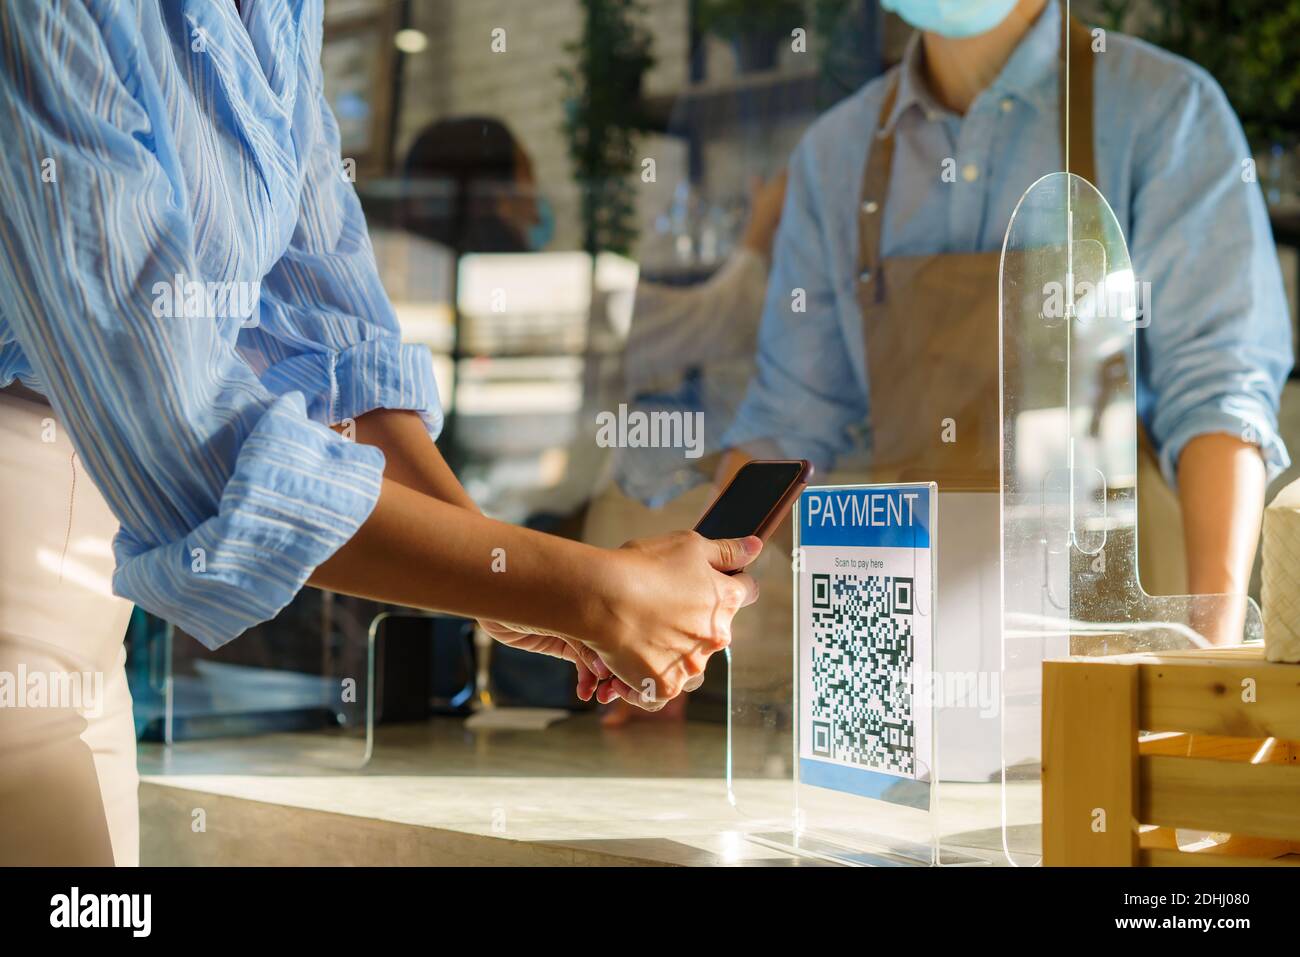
[0,0,441,649]
[724,0,1291,486]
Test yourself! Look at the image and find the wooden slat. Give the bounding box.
[1138,732,1298,762]
[1140,646,1266,661]
[1091,644,1266,665]
[1140,826,1300,858]
[1141,848,1300,867]
[1137,657,1300,740]
[1138,824,1178,850]
[1043,660,1139,865]
[1140,755,1300,841]
[1137,732,1256,759]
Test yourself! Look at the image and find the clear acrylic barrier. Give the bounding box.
[138,590,374,773]
[727,170,1264,867]
[998,171,1262,865]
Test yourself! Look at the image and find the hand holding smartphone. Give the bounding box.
[589,460,810,707]
[693,459,813,560]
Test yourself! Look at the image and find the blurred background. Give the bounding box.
[125,0,1300,770]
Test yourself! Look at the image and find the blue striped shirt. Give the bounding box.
[0,0,442,648]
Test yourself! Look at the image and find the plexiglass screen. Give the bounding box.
[998,171,1262,865]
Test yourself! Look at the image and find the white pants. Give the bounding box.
[0,394,137,865]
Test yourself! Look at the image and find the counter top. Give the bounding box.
[139,713,1033,866]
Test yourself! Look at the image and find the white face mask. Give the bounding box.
[881,0,1020,38]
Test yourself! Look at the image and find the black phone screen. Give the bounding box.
[694,461,805,540]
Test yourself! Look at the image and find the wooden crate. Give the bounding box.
[1043,645,1300,866]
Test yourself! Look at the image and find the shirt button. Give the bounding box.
[925,109,940,123]
[962,163,980,182]
[1000,97,1014,113]
[861,200,879,214]
[858,268,873,283]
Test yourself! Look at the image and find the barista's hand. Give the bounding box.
[584,531,761,710]
[1187,595,1250,648]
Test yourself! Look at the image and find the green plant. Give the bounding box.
[560,0,656,255]
[1135,0,1300,146]
[695,0,806,37]
[812,0,872,99]
[1092,0,1128,32]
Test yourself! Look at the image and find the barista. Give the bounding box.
[718,0,1291,611]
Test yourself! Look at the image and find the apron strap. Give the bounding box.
[854,76,899,304]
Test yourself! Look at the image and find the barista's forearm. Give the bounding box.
[308,477,608,636]
[339,408,479,513]
[1177,432,1266,595]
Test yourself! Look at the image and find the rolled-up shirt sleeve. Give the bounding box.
[0,3,385,649]
[1129,66,1292,487]
[723,137,866,472]
[240,35,442,438]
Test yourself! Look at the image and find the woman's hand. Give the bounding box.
[310,463,761,712]
[477,619,615,702]
[582,531,762,711]
[480,532,761,711]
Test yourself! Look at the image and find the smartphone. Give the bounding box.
[694,459,813,544]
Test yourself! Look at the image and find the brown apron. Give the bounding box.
[855,16,1186,595]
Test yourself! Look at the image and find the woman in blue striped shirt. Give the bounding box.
[0,0,759,865]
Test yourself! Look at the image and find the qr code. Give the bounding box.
[808,572,915,776]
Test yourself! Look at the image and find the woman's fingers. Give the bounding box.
[704,534,763,573]
[480,621,612,700]
[726,571,760,610]
[562,638,610,701]
[529,637,608,699]
[599,661,703,709]
[609,677,664,711]
[564,638,611,680]
[575,666,598,702]
[596,676,636,706]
